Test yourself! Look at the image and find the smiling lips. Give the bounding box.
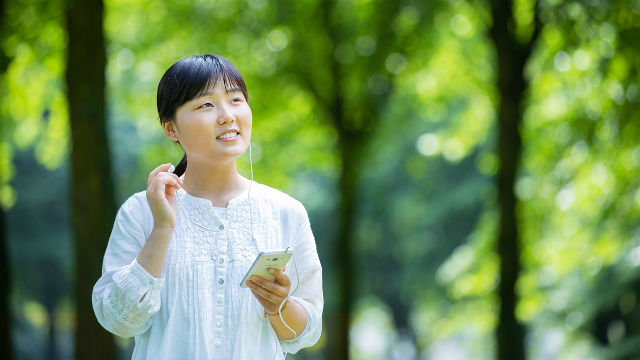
[216,130,240,141]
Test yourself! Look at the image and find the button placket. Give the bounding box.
[214,233,228,341]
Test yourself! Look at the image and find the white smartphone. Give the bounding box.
[240,249,293,288]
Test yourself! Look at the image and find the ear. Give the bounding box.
[162,121,179,142]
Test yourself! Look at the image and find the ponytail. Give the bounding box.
[174,154,187,176]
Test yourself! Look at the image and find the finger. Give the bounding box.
[250,276,288,300]
[247,281,274,303]
[247,280,282,303]
[164,182,181,196]
[148,163,173,187]
[148,163,172,180]
[152,173,183,188]
[171,173,184,184]
[268,268,291,286]
[155,177,181,192]
[158,172,184,186]
[152,169,183,184]
[249,288,275,309]
[149,176,181,198]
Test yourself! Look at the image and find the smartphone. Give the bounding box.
[240,249,293,288]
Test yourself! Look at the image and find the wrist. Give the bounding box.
[153,223,175,231]
[265,299,289,317]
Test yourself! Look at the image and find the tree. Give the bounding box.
[0,0,14,356]
[488,0,540,358]
[0,209,11,360]
[516,0,640,357]
[65,0,116,358]
[287,0,426,357]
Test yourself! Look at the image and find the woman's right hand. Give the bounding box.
[146,163,183,229]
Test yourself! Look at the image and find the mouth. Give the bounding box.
[216,130,240,140]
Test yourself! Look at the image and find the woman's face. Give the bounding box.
[166,79,252,165]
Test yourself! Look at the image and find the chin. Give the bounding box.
[215,148,248,161]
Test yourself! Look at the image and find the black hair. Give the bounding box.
[156,54,249,176]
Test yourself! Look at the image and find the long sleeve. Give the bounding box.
[92,192,164,338]
[280,204,323,354]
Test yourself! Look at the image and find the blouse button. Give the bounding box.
[219,258,225,264]
[218,279,224,285]
[216,320,223,327]
[219,224,225,230]
[217,299,223,305]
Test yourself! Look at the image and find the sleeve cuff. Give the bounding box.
[111,258,165,301]
[279,296,317,351]
[99,259,165,334]
[130,258,165,289]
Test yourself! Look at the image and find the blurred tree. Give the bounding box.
[285,0,431,357]
[65,0,116,358]
[517,0,640,358]
[1,0,70,356]
[0,209,11,360]
[488,0,540,358]
[505,0,640,358]
[4,0,634,359]
[0,0,14,356]
[6,148,72,359]
[580,264,640,359]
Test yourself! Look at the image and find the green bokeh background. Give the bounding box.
[2,0,639,359]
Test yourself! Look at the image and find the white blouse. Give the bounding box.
[92,183,323,360]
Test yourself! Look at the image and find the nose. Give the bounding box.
[217,103,234,124]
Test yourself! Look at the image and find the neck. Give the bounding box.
[181,158,250,207]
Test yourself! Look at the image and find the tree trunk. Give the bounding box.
[0,207,12,360]
[388,294,417,359]
[42,259,64,360]
[298,0,402,357]
[1,0,14,356]
[65,0,116,359]
[489,0,537,359]
[46,304,57,360]
[331,127,361,360]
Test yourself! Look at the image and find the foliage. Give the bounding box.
[2,0,640,359]
[0,0,67,209]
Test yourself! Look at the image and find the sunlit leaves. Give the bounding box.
[511,1,640,356]
[409,1,494,167]
[2,0,639,357]
[513,0,536,44]
[0,143,17,208]
[0,0,67,207]
[104,0,338,202]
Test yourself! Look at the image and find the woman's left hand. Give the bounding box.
[246,268,291,314]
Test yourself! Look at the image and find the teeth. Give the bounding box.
[218,132,238,139]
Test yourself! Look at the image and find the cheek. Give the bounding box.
[241,109,252,129]
[242,107,252,120]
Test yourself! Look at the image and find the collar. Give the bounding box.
[174,182,256,231]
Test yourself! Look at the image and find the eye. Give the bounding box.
[198,102,214,109]
[232,97,243,103]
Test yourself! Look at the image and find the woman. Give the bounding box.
[92,54,323,360]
